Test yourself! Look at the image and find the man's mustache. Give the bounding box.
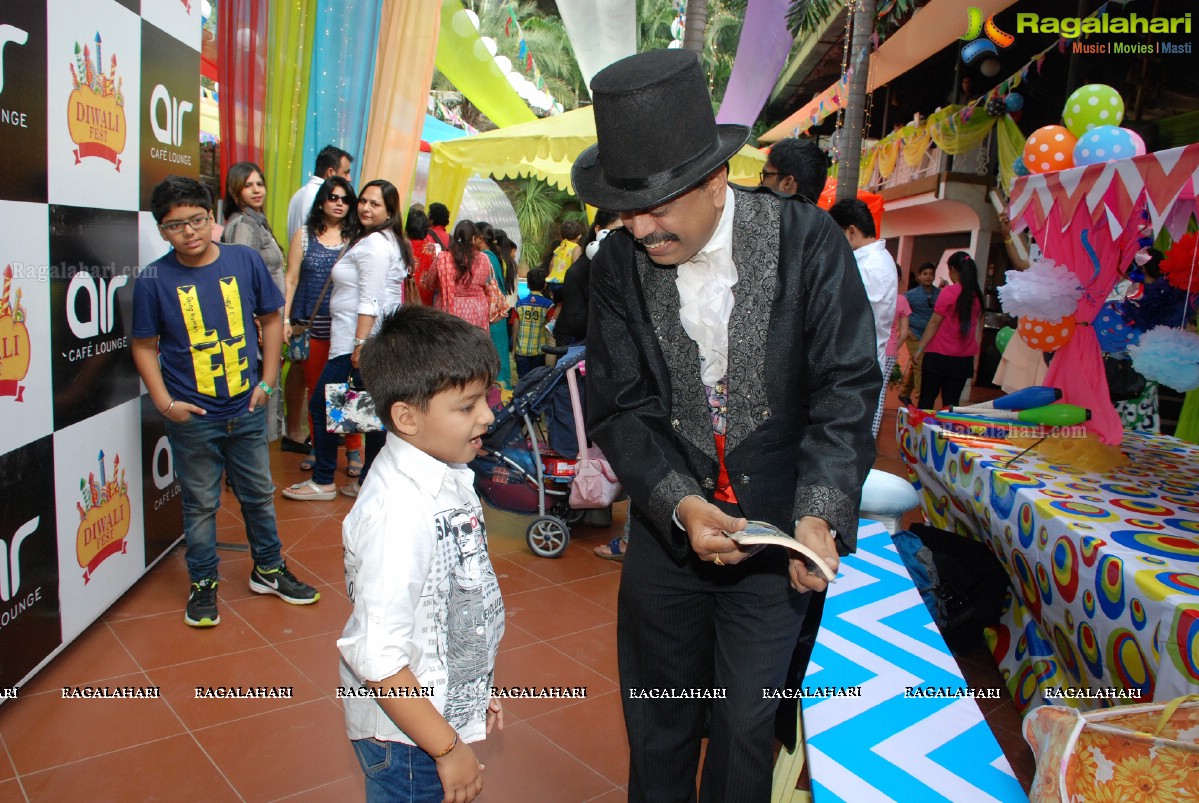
[636,233,679,247]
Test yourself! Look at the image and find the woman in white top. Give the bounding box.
[283,179,411,501]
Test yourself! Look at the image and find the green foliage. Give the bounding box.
[786,0,844,37]
[509,177,585,269]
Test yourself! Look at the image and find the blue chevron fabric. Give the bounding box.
[803,520,1027,802]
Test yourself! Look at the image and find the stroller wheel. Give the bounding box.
[526,515,570,558]
[552,501,586,525]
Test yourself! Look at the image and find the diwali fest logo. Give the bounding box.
[66,32,126,170]
[76,450,130,583]
[960,6,1014,64]
[0,266,29,402]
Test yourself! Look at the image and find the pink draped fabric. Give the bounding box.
[218,0,267,190]
[1038,202,1142,445]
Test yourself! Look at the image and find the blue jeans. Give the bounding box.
[352,738,444,803]
[310,353,357,486]
[166,405,282,583]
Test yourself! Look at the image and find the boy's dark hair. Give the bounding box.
[314,145,351,177]
[527,267,548,292]
[360,306,499,433]
[917,261,936,274]
[828,198,876,238]
[766,138,829,202]
[151,176,213,224]
[428,202,450,227]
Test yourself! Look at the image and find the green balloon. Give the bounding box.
[996,326,1015,354]
[1062,84,1125,138]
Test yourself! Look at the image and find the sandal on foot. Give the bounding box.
[299,453,316,471]
[281,480,337,501]
[340,480,361,498]
[594,537,626,562]
[345,450,363,478]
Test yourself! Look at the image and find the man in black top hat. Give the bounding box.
[572,50,880,802]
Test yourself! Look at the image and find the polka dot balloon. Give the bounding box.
[1019,315,1078,352]
[1062,84,1125,138]
[1023,125,1077,174]
[1074,126,1138,167]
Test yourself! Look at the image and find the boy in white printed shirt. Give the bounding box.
[338,306,505,803]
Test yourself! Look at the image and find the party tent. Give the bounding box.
[426,105,767,218]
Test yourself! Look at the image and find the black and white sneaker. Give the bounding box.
[185,579,221,627]
[249,562,320,605]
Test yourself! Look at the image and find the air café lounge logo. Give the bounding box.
[76,450,130,583]
[67,32,126,170]
[0,267,29,402]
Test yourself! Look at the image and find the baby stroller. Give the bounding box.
[470,344,594,557]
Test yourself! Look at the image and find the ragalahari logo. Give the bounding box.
[960,6,1014,63]
[76,450,130,583]
[0,24,28,95]
[0,267,29,403]
[67,32,126,170]
[0,517,38,603]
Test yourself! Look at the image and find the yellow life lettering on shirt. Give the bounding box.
[220,277,246,338]
[174,278,250,397]
[219,277,250,393]
[177,286,217,346]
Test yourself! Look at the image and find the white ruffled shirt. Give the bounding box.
[675,186,737,386]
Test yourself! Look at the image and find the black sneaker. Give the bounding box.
[249,562,320,605]
[185,579,220,627]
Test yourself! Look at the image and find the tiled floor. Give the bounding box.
[0,386,1035,802]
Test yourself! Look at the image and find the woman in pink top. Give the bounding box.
[422,220,492,330]
[914,252,983,408]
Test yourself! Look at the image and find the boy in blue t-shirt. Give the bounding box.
[513,267,556,379]
[132,176,319,628]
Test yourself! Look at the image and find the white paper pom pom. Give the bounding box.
[997,259,1084,324]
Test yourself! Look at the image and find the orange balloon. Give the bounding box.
[1023,125,1078,174]
[1018,315,1077,352]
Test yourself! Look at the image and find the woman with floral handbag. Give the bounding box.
[282,179,407,501]
[281,176,361,473]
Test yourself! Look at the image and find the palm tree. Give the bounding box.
[836,0,875,200]
[683,0,707,52]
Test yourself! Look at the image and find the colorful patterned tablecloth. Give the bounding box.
[804,520,1025,802]
[897,409,1199,714]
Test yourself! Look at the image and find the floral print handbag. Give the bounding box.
[325,381,384,433]
[1024,695,1199,802]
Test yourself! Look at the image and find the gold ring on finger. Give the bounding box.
[713,554,724,566]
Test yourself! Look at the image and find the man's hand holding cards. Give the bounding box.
[724,517,839,592]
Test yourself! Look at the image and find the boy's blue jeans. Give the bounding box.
[352,738,445,802]
[166,405,283,583]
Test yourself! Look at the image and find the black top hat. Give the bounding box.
[572,50,750,212]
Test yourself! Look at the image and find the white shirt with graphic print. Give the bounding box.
[338,433,505,745]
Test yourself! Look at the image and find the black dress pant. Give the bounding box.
[618,509,814,803]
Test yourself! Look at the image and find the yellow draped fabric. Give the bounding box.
[427,106,766,219]
[360,0,440,202]
[858,145,878,189]
[437,0,536,130]
[263,0,318,239]
[927,104,997,155]
[877,136,901,179]
[902,123,933,167]
[996,113,1026,194]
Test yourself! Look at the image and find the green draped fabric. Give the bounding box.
[263,0,318,239]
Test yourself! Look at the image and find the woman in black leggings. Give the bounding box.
[914,252,983,409]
